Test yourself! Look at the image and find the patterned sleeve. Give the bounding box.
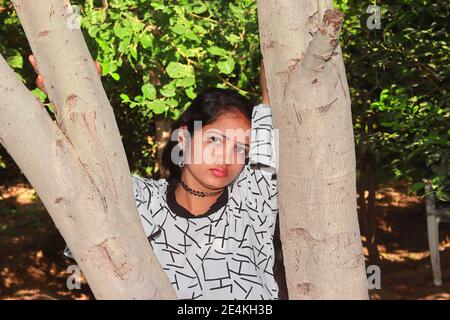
[131,174,161,239]
[235,104,278,212]
[248,103,277,176]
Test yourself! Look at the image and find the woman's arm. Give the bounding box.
[260,59,270,105]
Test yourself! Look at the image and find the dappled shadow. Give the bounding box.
[0,182,94,300]
[1,179,449,299]
[369,250,450,300]
[367,180,450,300]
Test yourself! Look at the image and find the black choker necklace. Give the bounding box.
[178,179,223,197]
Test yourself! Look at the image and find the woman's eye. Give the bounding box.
[209,135,222,144]
[236,145,248,155]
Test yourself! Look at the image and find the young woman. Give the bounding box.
[31,55,278,300]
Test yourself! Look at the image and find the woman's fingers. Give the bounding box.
[30,54,102,76]
[35,74,47,94]
[28,54,39,73]
[94,60,102,77]
[29,54,102,94]
[29,54,47,93]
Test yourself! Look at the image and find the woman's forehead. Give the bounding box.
[208,111,250,129]
[199,112,251,141]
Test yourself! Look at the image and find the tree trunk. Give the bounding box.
[257,0,368,299]
[367,173,380,263]
[366,115,380,263]
[0,0,175,299]
[154,116,172,177]
[357,113,380,263]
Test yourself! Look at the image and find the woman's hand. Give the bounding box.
[260,59,270,105]
[28,54,102,94]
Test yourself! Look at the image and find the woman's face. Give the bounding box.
[179,111,251,190]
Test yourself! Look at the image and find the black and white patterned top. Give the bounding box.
[65,104,278,300]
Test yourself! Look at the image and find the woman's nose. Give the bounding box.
[215,144,235,165]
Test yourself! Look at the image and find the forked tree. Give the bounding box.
[257,0,368,299]
[0,0,368,299]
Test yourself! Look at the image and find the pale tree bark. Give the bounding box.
[0,0,175,299]
[257,0,369,299]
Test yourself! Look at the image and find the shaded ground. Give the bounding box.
[367,180,450,299]
[0,181,94,300]
[0,178,449,300]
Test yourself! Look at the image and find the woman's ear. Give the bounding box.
[177,125,188,151]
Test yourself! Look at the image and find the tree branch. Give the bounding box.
[0,53,59,166]
[0,53,91,231]
[302,9,344,74]
[5,0,175,299]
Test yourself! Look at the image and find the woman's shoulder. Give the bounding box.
[131,174,168,196]
[131,173,167,184]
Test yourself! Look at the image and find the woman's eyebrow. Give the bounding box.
[237,141,250,148]
[215,132,249,148]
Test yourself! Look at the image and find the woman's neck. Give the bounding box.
[175,170,225,216]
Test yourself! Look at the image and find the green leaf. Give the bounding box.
[411,181,425,192]
[229,2,244,17]
[171,23,187,35]
[7,51,23,69]
[227,34,240,45]
[160,83,176,97]
[31,87,47,102]
[130,46,138,60]
[88,25,100,38]
[193,3,208,14]
[113,22,131,39]
[129,18,144,33]
[111,72,120,81]
[184,30,199,41]
[118,38,131,53]
[186,47,202,57]
[166,62,193,78]
[166,98,179,108]
[148,100,167,114]
[140,33,153,49]
[436,190,450,202]
[170,108,181,120]
[217,58,235,74]
[207,46,227,57]
[141,84,156,100]
[120,93,130,102]
[175,75,195,88]
[185,87,196,99]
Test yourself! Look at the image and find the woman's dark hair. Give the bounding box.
[161,87,254,180]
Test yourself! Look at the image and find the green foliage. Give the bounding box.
[76,0,261,123]
[0,0,261,176]
[335,0,449,201]
[74,0,260,175]
[370,86,449,201]
[0,0,448,200]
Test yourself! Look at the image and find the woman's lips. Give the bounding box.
[210,167,228,178]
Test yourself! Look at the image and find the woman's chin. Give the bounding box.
[201,174,230,190]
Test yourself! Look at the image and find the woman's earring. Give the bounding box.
[178,149,184,168]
